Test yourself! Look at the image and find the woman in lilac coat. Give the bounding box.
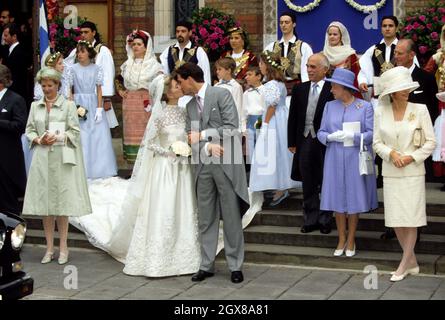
[317,68,378,257]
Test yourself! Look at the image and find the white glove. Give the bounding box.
[327,130,345,142]
[94,108,103,123]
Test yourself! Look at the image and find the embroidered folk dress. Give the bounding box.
[22,95,92,216]
[317,98,378,214]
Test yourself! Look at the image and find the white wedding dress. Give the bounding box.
[71,104,201,277]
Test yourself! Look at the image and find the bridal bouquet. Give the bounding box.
[169,141,192,157]
[76,105,88,121]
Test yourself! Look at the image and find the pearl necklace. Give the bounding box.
[45,95,59,104]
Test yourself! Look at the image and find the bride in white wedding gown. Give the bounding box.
[71,75,201,277]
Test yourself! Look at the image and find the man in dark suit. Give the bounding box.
[395,39,439,122]
[2,23,31,103]
[0,64,27,214]
[379,38,439,240]
[288,53,335,234]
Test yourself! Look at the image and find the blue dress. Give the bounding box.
[249,80,300,191]
[69,63,117,179]
[317,98,378,214]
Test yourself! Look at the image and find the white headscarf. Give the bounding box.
[120,30,164,90]
[323,21,356,66]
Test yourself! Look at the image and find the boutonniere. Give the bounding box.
[407,112,416,122]
[355,101,364,109]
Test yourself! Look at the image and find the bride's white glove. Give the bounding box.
[94,108,103,123]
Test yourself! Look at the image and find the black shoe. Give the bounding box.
[441,184,445,192]
[319,224,332,234]
[231,271,244,283]
[191,270,214,282]
[380,228,396,240]
[300,224,319,233]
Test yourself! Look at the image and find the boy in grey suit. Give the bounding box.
[175,63,249,283]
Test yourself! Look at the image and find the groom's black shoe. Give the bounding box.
[191,270,214,282]
[231,271,244,283]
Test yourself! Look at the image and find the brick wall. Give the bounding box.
[404,0,434,13]
[113,0,155,68]
[204,0,264,56]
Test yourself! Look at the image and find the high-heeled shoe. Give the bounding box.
[58,251,69,265]
[41,252,54,264]
[390,270,408,282]
[333,243,347,256]
[390,266,420,275]
[345,245,356,257]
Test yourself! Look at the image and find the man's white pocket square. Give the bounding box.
[413,90,423,94]
[211,107,216,111]
[1,108,8,113]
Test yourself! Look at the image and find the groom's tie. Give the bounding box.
[195,95,204,113]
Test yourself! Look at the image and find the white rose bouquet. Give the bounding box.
[76,105,88,121]
[169,141,192,157]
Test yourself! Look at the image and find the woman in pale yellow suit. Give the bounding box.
[373,66,436,282]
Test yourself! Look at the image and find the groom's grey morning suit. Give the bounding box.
[185,83,249,273]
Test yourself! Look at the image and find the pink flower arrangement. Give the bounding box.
[48,16,88,57]
[400,0,445,67]
[190,7,241,62]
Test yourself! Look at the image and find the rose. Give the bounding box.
[426,23,433,30]
[199,27,209,38]
[431,32,439,40]
[419,46,428,54]
[419,15,426,22]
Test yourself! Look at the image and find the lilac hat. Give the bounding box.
[325,67,358,91]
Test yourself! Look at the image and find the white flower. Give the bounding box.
[77,107,87,117]
[170,141,192,157]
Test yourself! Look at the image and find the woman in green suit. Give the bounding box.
[23,67,92,265]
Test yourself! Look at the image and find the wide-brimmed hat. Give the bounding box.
[325,67,358,91]
[374,66,419,99]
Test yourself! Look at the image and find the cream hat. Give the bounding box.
[374,66,419,100]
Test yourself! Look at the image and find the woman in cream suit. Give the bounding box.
[373,66,436,282]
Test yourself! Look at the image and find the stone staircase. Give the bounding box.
[22,185,445,275]
[244,190,445,274]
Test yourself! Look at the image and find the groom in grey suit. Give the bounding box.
[175,63,249,283]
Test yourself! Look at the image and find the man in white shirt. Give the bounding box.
[160,21,211,85]
[65,21,119,128]
[358,15,419,106]
[264,11,313,94]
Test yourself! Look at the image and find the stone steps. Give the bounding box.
[25,229,96,250]
[252,210,445,234]
[244,225,445,255]
[242,243,445,275]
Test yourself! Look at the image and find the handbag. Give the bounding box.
[62,146,77,166]
[359,134,374,176]
[413,127,425,148]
